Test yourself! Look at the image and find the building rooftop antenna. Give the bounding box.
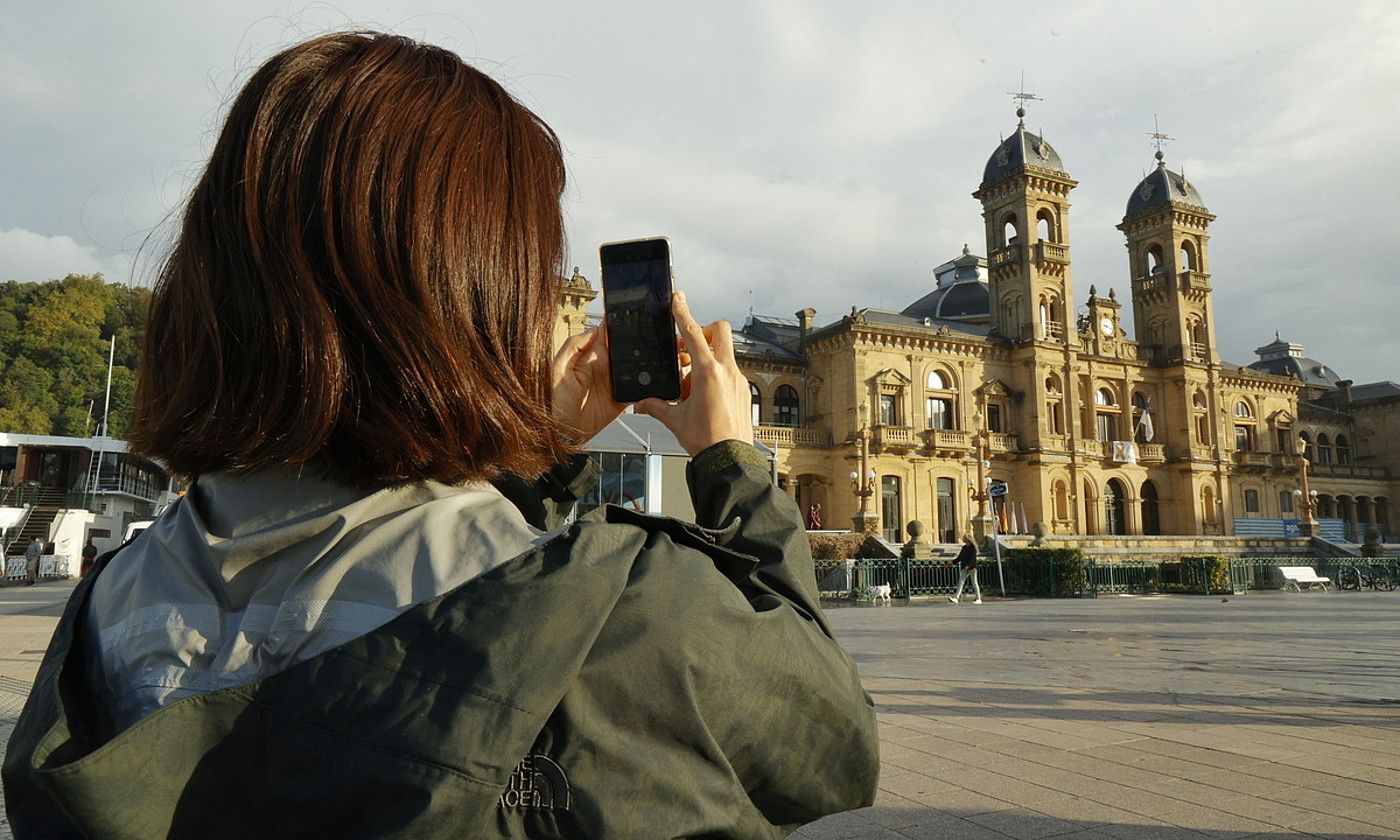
[1147,114,1174,165]
[1006,70,1042,126]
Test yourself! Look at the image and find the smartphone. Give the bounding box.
[599,237,682,403]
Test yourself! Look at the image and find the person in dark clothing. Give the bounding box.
[80,541,98,578]
[948,531,983,604]
[3,32,878,839]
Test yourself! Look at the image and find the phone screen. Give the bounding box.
[600,238,681,403]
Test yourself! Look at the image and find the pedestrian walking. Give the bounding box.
[948,532,983,605]
[81,540,99,578]
[24,537,42,586]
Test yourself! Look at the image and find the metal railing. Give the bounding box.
[815,555,1400,600]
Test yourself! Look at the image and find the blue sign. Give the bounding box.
[1282,518,1300,537]
[988,480,1009,497]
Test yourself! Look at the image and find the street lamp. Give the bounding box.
[1294,435,1319,538]
[850,402,879,534]
[970,409,994,542]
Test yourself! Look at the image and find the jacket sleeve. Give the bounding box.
[684,440,880,824]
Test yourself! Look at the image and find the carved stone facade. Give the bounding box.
[554,116,1397,543]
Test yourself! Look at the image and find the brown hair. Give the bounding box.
[131,32,573,487]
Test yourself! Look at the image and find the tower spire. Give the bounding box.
[1007,70,1041,126]
[1147,114,1174,166]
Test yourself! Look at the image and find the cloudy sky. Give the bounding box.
[3,2,1397,384]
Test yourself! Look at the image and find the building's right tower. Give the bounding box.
[1117,149,1218,365]
[1119,148,1225,533]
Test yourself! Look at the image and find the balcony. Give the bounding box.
[1188,341,1208,362]
[1078,440,1105,459]
[754,424,831,449]
[1309,463,1389,480]
[921,428,972,454]
[1233,451,1273,470]
[988,432,1020,453]
[1139,443,1166,463]
[1189,444,1215,461]
[1137,273,1165,294]
[1034,241,1069,266]
[871,425,917,452]
[1179,270,1212,292]
[989,244,1023,269]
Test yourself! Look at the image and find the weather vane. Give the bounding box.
[1006,70,1041,124]
[1147,114,1174,162]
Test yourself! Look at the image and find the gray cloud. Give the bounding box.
[2,1,1395,383]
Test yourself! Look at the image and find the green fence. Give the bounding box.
[816,554,1400,600]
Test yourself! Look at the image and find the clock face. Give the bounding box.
[1099,316,1114,336]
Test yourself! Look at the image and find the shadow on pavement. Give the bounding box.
[795,805,1397,839]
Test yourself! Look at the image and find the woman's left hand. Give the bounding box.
[551,327,625,443]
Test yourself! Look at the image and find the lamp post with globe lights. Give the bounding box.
[850,402,879,534]
[970,409,995,543]
[1294,435,1320,538]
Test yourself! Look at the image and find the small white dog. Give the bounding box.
[870,583,892,605]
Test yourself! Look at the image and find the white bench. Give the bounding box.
[1279,566,1330,592]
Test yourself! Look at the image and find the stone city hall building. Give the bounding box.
[555,109,1397,547]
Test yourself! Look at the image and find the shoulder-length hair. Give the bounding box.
[131,32,574,487]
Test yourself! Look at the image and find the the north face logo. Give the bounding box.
[500,754,571,811]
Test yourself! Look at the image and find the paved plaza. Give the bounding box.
[1,582,1398,838]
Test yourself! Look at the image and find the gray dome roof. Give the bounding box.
[1247,356,1340,388]
[982,125,1067,187]
[1125,161,1208,217]
[901,278,989,322]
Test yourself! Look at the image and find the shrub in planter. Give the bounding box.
[1179,555,1231,594]
[1001,547,1088,596]
[809,532,865,561]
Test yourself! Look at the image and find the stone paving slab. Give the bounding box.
[795,593,1400,839]
[3,583,1400,838]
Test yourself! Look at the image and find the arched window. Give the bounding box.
[1045,373,1064,435]
[1105,479,1127,535]
[1132,393,1151,444]
[1002,215,1019,247]
[1193,390,1210,443]
[1180,240,1197,271]
[925,369,955,430]
[1146,243,1165,275]
[1244,489,1260,514]
[749,381,761,426]
[1053,480,1069,521]
[936,477,957,543]
[1336,434,1351,465]
[1233,400,1257,452]
[1039,299,1049,338]
[774,385,799,427]
[1141,481,1160,535]
[1316,433,1333,465]
[1299,431,1314,461]
[1188,319,1208,361]
[1036,208,1055,242]
[1094,387,1118,441]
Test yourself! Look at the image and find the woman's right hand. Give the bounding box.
[636,292,753,457]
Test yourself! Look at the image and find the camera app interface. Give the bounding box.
[603,254,677,399]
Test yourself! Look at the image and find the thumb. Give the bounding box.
[634,398,677,422]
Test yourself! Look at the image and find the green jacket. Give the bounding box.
[4,442,878,838]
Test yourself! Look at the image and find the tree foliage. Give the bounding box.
[0,275,149,437]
